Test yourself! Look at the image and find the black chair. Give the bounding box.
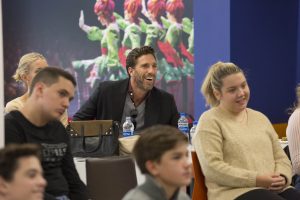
[86,156,137,200]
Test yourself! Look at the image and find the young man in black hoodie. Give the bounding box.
[5,67,88,200]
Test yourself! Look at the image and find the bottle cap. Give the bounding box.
[179,112,186,116]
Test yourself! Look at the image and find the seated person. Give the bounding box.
[5,52,68,126]
[193,61,300,200]
[5,67,88,200]
[0,143,46,200]
[73,46,179,132]
[287,84,300,189]
[122,125,192,200]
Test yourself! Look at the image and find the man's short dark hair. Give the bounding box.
[0,144,41,181]
[126,46,157,75]
[133,125,188,174]
[29,67,76,95]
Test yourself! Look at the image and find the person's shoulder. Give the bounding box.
[5,111,25,134]
[152,86,173,98]
[5,110,22,121]
[199,107,220,121]
[177,190,191,200]
[122,188,151,200]
[247,108,269,120]
[5,97,23,113]
[97,78,128,88]
[288,108,300,121]
[48,119,67,132]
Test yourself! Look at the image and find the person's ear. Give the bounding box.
[0,177,9,195]
[34,82,45,97]
[145,160,159,176]
[128,67,134,77]
[21,73,29,84]
[213,89,221,101]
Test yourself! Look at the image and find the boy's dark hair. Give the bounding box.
[133,125,188,174]
[126,46,157,75]
[0,144,42,181]
[29,67,76,95]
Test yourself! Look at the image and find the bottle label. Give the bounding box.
[178,122,188,127]
[123,131,133,137]
[178,122,189,134]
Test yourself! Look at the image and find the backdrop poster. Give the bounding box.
[3,0,194,118]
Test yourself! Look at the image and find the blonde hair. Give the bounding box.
[201,61,243,107]
[12,52,46,82]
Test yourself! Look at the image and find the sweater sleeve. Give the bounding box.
[193,114,258,187]
[62,140,88,200]
[287,109,300,175]
[5,113,26,144]
[265,115,292,185]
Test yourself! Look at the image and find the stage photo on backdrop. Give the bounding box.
[3,0,194,117]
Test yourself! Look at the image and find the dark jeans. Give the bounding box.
[235,188,300,200]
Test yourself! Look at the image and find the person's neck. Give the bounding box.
[20,99,48,127]
[132,89,147,106]
[130,80,148,106]
[168,15,177,23]
[154,178,178,199]
[19,92,29,103]
[219,106,247,123]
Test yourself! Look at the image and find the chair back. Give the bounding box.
[86,156,137,200]
[191,151,208,200]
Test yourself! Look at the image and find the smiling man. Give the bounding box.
[73,46,179,132]
[5,67,88,200]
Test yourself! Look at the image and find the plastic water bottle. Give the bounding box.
[178,113,189,138]
[123,117,134,137]
[189,121,198,144]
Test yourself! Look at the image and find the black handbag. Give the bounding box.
[67,120,120,157]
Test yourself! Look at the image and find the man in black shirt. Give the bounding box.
[5,67,88,200]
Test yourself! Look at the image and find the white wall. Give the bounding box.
[0,1,4,148]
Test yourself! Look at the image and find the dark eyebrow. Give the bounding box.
[26,168,39,175]
[58,89,74,100]
[141,63,149,67]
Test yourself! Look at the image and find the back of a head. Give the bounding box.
[13,52,47,82]
[0,144,41,182]
[126,46,156,75]
[133,125,188,175]
[201,61,243,107]
[29,67,76,96]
